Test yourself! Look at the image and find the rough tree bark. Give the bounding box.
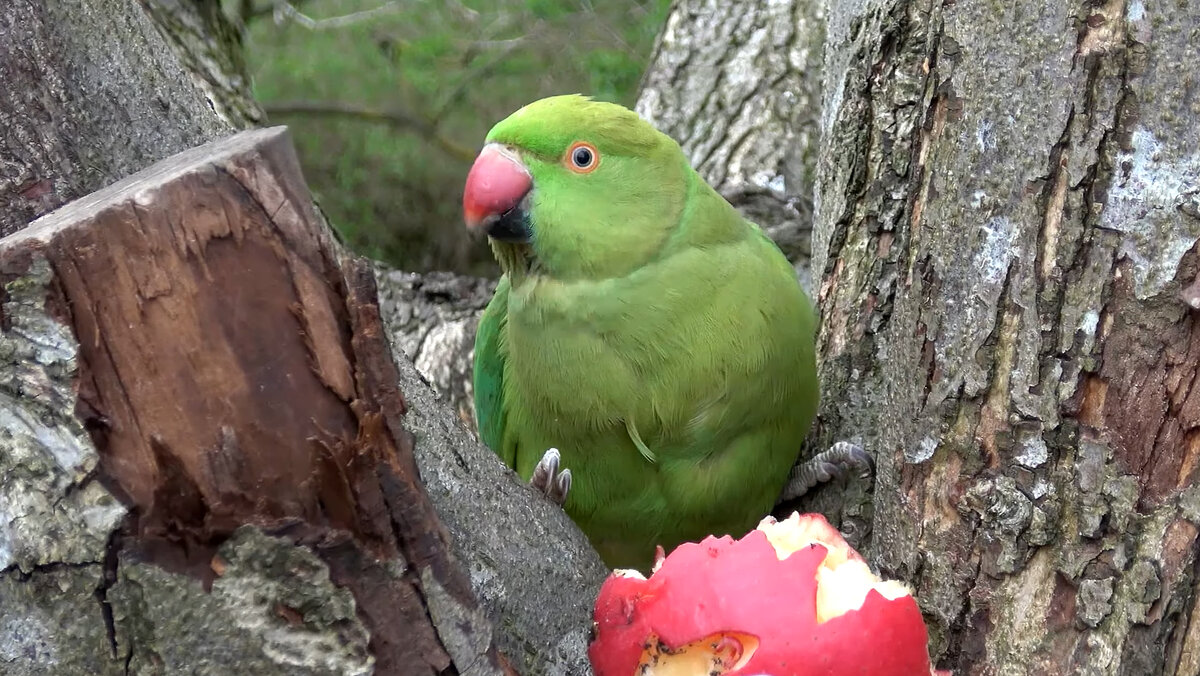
[814,0,1200,673]
[0,0,230,236]
[0,3,604,675]
[636,0,825,293]
[140,0,266,128]
[375,268,496,431]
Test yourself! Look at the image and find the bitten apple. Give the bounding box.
[589,512,944,676]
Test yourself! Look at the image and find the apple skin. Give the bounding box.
[589,514,938,676]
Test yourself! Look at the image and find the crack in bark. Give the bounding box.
[93,530,122,663]
[973,262,1019,467]
[94,529,137,676]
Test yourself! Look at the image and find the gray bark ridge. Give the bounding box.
[815,0,1200,673]
[396,350,607,676]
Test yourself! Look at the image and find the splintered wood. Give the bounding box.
[0,128,509,676]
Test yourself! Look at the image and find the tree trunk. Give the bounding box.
[0,4,605,675]
[636,0,825,293]
[140,0,265,129]
[814,1,1200,673]
[0,0,231,236]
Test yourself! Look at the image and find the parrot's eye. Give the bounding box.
[566,141,599,173]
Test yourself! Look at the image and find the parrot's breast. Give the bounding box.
[498,235,819,570]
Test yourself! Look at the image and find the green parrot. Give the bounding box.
[462,95,826,570]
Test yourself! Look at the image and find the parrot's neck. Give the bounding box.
[490,241,537,284]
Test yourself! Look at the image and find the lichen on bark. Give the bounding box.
[0,258,125,573]
[0,565,122,676]
[110,527,373,676]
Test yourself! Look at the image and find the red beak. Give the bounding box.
[463,144,532,234]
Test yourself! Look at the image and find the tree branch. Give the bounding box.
[264,101,477,161]
[271,1,401,30]
[434,37,532,123]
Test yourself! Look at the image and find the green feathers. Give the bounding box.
[486,94,661,159]
[472,95,819,570]
[473,275,511,461]
[485,95,689,282]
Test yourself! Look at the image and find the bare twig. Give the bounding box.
[272,1,402,30]
[436,37,535,122]
[265,101,477,161]
[464,36,530,52]
[444,0,479,23]
[588,15,636,56]
[243,0,310,23]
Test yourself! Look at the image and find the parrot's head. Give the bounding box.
[462,95,688,281]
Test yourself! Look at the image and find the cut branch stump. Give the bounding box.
[0,127,519,675]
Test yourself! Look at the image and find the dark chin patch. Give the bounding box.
[486,191,532,243]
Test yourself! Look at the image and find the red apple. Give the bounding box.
[589,512,943,676]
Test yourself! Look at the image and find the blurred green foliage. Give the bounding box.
[237,0,671,274]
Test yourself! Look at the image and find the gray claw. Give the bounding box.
[531,447,571,506]
[778,441,875,503]
[550,468,571,504]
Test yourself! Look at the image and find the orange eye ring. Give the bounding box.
[565,141,599,173]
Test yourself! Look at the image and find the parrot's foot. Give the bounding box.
[530,447,572,506]
[778,441,874,503]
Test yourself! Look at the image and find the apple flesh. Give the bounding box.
[589,512,941,676]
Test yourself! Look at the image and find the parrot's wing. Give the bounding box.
[474,275,513,465]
